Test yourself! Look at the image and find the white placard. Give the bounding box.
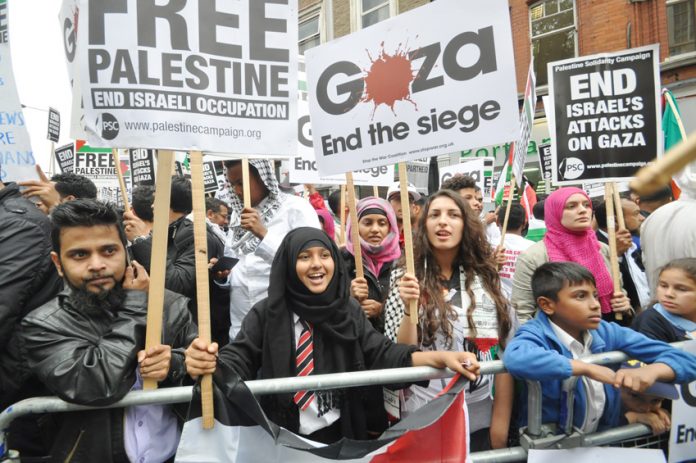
[73,143,131,208]
[529,448,665,463]
[0,0,36,182]
[668,341,696,463]
[60,0,92,140]
[305,0,518,176]
[511,61,537,188]
[439,157,495,200]
[73,0,298,156]
[289,99,393,185]
[406,158,430,195]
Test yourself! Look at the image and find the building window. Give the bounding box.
[529,0,576,86]
[667,0,696,56]
[299,14,321,55]
[361,0,391,28]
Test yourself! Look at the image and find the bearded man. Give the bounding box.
[17,199,197,462]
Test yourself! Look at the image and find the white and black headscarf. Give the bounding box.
[226,159,285,254]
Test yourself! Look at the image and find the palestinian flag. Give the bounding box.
[494,144,514,207]
[662,89,684,199]
[176,362,471,462]
[519,178,537,221]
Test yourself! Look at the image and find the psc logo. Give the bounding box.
[95,113,120,140]
[559,157,585,181]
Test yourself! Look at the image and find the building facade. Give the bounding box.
[299,0,696,186]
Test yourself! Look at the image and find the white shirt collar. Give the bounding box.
[549,319,593,356]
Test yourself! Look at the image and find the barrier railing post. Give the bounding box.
[525,380,543,438]
[561,376,581,435]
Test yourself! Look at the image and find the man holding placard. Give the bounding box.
[18,199,197,461]
[217,159,319,339]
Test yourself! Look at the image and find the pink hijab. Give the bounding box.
[315,207,336,241]
[543,187,614,314]
[346,196,401,277]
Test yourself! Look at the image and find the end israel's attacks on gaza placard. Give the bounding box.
[73,0,298,156]
[548,44,662,185]
[305,0,519,177]
[0,0,36,183]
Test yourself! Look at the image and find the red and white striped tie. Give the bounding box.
[293,320,315,411]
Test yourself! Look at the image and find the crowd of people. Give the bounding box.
[0,160,695,462]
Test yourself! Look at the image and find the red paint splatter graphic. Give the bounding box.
[361,42,417,116]
[73,7,79,36]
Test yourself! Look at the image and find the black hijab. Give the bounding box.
[259,228,363,436]
[267,227,357,341]
[263,227,360,380]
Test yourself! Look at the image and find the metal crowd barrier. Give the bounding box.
[0,342,688,462]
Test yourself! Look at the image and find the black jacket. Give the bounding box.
[341,248,394,333]
[130,216,197,301]
[632,306,690,343]
[219,299,416,442]
[19,289,197,462]
[207,224,231,345]
[596,230,644,322]
[130,218,230,344]
[0,183,62,350]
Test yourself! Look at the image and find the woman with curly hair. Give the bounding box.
[383,189,517,451]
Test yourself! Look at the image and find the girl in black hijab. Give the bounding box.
[186,227,480,444]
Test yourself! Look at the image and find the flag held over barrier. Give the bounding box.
[176,360,471,462]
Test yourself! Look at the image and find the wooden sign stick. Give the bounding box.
[189,151,215,429]
[499,175,517,246]
[143,150,175,390]
[340,185,347,245]
[113,148,131,211]
[611,182,626,230]
[241,157,252,209]
[50,142,56,176]
[630,130,696,195]
[604,182,623,321]
[373,185,379,197]
[398,162,418,325]
[345,173,364,279]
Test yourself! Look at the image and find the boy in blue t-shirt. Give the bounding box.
[504,262,696,433]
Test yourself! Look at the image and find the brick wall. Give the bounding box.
[333,0,352,38]
[509,0,531,95]
[299,0,321,11]
[576,0,667,58]
[398,0,427,14]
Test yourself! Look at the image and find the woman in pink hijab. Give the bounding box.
[510,187,632,323]
[343,196,401,333]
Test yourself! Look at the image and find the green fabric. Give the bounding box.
[525,227,546,242]
[663,89,685,151]
[494,160,511,207]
